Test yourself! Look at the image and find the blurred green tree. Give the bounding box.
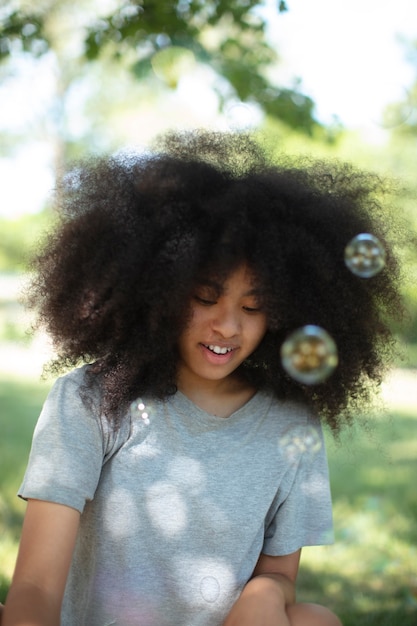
[0,0,323,135]
[380,36,417,135]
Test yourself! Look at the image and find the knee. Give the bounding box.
[287,602,343,626]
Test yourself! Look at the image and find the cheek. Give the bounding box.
[178,308,205,348]
[248,316,268,344]
[187,306,211,331]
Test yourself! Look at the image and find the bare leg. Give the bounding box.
[287,602,343,626]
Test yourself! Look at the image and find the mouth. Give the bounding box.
[202,344,235,355]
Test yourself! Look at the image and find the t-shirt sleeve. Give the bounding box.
[263,418,334,555]
[19,370,106,513]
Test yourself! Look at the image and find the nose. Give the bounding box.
[211,305,241,338]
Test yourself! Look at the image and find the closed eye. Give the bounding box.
[194,295,217,306]
[243,306,262,313]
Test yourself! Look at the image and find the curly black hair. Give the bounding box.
[27,130,405,431]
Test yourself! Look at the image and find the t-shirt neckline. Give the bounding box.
[171,388,271,424]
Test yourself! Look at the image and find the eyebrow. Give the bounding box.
[198,280,262,298]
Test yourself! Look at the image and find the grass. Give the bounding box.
[0,369,416,625]
[299,406,417,625]
[0,375,52,600]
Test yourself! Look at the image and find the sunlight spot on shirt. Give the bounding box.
[104,488,140,538]
[146,481,188,537]
[128,439,161,459]
[300,471,329,498]
[167,456,206,492]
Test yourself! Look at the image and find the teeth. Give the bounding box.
[208,345,233,355]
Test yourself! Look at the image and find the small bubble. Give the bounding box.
[225,102,262,130]
[280,325,338,385]
[200,576,220,603]
[344,233,386,278]
[151,46,195,88]
[279,424,322,463]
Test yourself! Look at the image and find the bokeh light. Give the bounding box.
[130,399,150,424]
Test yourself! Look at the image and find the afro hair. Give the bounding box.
[26,130,405,431]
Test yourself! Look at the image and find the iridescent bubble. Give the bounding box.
[151,46,195,88]
[280,325,338,385]
[130,399,150,425]
[344,233,386,278]
[279,424,322,465]
[225,102,262,130]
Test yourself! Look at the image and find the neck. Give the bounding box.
[176,371,256,418]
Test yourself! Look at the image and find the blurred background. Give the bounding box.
[1,1,416,624]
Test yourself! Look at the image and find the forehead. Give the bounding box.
[198,264,260,295]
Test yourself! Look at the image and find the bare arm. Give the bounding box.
[3,499,80,626]
[222,550,301,626]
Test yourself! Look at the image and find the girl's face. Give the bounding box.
[177,264,268,391]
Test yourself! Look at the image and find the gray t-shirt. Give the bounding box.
[19,366,334,626]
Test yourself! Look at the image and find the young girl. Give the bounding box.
[3,130,404,626]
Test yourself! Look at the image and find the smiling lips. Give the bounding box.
[204,344,234,355]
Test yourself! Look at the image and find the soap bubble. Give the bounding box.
[151,46,195,88]
[279,424,322,465]
[200,576,221,603]
[130,399,150,425]
[280,325,338,385]
[344,233,386,278]
[225,102,262,130]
